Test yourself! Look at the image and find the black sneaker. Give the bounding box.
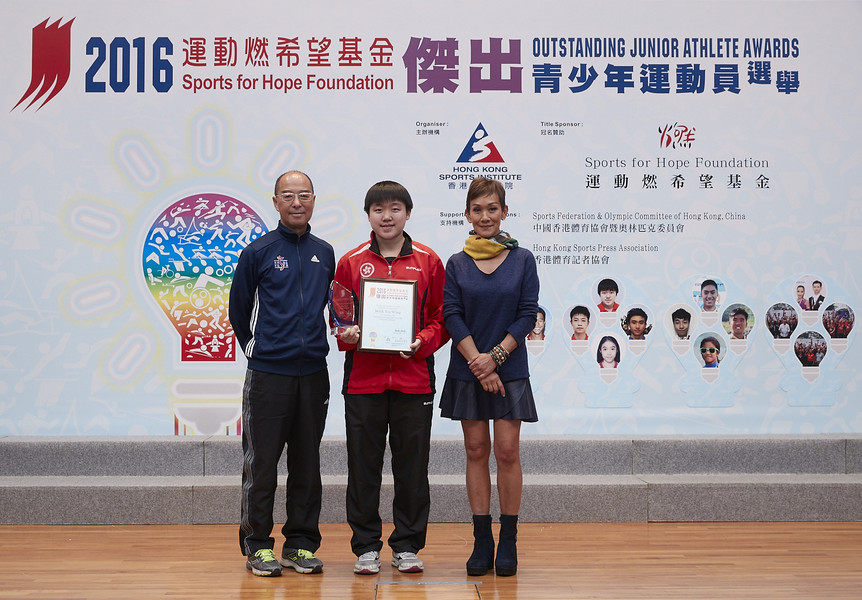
[280,548,324,574]
[246,549,283,576]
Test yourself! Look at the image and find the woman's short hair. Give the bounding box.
[364,180,413,214]
[465,177,506,211]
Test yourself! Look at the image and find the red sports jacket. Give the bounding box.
[334,232,449,395]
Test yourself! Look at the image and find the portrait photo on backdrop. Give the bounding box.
[596,334,622,369]
[595,278,622,313]
[567,304,592,341]
[766,303,799,339]
[696,334,724,368]
[667,305,694,340]
[723,304,754,340]
[794,331,827,366]
[822,303,855,339]
[795,275,828,312]
[621,306,651,340]
[695,278,723,313]
[527,306,547,341]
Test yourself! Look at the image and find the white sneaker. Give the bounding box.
[354,550,381,575]
[392,551,423,573]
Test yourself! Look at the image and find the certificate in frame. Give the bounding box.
[358,278,417,353]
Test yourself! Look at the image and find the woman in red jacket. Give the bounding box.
[334,181,448,576]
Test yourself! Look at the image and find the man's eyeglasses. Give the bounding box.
[700,347,719,354]
[279,192,314,203]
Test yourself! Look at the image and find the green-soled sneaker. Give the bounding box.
[246,549,282,577]
[280,548,323,574]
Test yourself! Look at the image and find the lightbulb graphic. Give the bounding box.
[525,304,548,357]
[694,277,724,328]
[696,333,724,383]
[620,305,651,356]
[766,302,798,354]
[722,303,753,355]
[822,303,854,354]
[794,331,826,382]
[596,334,621,384]
[142,192,267,362]
[796,274,827,326]
[666,303,697,356]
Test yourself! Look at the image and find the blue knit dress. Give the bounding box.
[439,247,539,421]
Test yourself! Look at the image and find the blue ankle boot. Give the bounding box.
[495,514,518,576]
[466,514,494,576]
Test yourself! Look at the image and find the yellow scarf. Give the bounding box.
[463,231,519,260]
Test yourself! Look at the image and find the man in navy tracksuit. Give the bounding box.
[229,170,335,577]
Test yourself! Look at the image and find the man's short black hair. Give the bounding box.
[570,305,590,320]
[597,278,618,294]
[672,307,691,321]
[626,307,647,323]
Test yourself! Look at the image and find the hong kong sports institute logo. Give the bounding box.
[456,122,505,163]
[13,18,75,111]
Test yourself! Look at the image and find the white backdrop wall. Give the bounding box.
[1,1,860,436]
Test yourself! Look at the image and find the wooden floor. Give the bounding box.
[2,522,862,599]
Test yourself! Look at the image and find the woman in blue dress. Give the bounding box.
[440,177,539,577]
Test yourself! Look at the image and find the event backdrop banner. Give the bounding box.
[1,1,859,435]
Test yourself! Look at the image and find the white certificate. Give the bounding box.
[358,278,417,353]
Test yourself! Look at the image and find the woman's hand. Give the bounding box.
[468,352,497,379]
[339,325,360,345]
[400,337,421,359]
[479,371,506,397]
